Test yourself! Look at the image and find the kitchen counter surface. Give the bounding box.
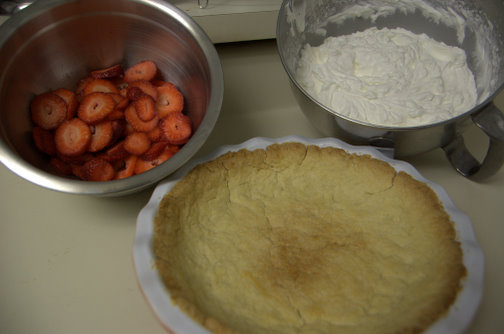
[1,39,503,334]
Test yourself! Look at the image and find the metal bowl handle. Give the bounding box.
[442,102,504,181]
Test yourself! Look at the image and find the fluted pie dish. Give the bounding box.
[133,136,484,334]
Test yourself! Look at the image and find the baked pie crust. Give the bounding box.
[154,142,466,334]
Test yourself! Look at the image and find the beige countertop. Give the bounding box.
[0,39,503,334]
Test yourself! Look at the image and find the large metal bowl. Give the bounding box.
[277,0,504,180]
[0,0,224,196]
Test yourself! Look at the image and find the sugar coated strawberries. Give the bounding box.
[30,60,192,181]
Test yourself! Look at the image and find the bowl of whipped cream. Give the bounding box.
[277,0,504,180]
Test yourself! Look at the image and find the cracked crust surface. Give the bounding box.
[153,142,466,334]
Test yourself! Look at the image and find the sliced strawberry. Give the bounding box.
[133,158,157,174]
[52,88,78,119]
[124,121,136,136]
[134,146,175,174]
[124,132,152,155]
[71,163,85,180]
[139,141,167,161]
[119,87,128,98]
[83,78,120,95]
[30,92,67,130]
[123,60,157,83]
[90,64,124,79]
[32,126,57,156]
[127,80,158,100]
[110,119,126,144]
[109,93,129,110]
[155,82,184,118]
[147,125,163,142]
[166,143,181,155]
[151,79,167,87]
[80,158,115,181]
[75,76,94,101]
[103,140,129,162]
[159,111,192,145]
[88,121,114,152]
[78,92,115,124]
[114,155,138,180]
[57,152,94,165]
[126,86,145,101]
[54,118,92,156]
[124,104,159,132]
[106,109,125,121]
[113,78,128,91]
[106,158,125,172]
[106,93,128,121]
[134,95,156,121]
[49,157,73,176]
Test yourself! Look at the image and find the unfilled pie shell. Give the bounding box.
[153,142,466,334]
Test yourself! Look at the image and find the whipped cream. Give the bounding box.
[296,27,478,127]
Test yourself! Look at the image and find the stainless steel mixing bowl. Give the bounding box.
[277,0,504,180]
[0,0,224,196]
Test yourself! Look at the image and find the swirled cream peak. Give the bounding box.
[296,27,478,127]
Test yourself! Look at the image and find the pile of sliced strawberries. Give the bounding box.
[30,60,193,181]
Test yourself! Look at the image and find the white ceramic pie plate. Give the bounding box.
[133,135,484,334]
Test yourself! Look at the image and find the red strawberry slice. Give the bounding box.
[123,60,157,83]
[124,104,159,132]
[127,80,158,101]
[126,86,145,101]
[155,82,184,118]
[114,155,138,180]
[90,64,124,79]
[30,92,67,130]
[147,125,163,142]
[109,93,129,110]
[151,79,167,87]
[32,126,57,156]
[134,95,156,121]
[110,119,126,144]
[78,92,115,124]
[49,157,73,176]
[52,88,78,119]
[83,78,120,95]
[102,140,129,162]
[57,152,94,165]
[124,132,152,155]
[80,158,115,181]
[54,118,92,156]
[159,111,192,145]
[139,141,167,161]
[106,109,125,121]
[134,146,176,174]
[88,121,114,152]
[75,76,94,101]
